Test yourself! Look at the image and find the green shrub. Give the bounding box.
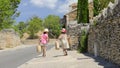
[78,30,88,53]
[93,20,97,26]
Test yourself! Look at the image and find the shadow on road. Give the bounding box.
[77,57,91,60]
[83,53,120,68]
[53,55,64,57]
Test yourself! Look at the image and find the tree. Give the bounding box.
[98,0,114,11]
[77,0,89,23]
[94,0,114,16]
[16,21,28,37]
[27,16,43,39]
[0,0,21,30]
[94,0,100,16]
[44,15,61,38]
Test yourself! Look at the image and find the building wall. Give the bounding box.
[66,3,77,23]
[67,9,77,22]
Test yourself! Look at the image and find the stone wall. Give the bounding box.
[88,0,120,66]
[67,22,90,50]
[67,24,81,50]
[0,29,21,49]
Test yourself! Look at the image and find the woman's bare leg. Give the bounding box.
[41,46,46,57]
[43,46,46,57]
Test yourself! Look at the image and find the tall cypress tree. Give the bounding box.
[77,0,89,23]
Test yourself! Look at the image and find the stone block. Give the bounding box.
[0,29,21,49]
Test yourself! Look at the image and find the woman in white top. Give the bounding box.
[58,28,69,56]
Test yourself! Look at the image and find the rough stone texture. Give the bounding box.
[67,24,81,50]
[67,23,90,50]
[21,33,30,41]
[66,9,77,22]
[69,3,77,10]
[88,2,94,24]
[0,29,21,49]
[88,0,120,66]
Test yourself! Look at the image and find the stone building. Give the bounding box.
[60,15,67,28]
[88,0,94,24]
[65,3,77,24]
[60,3,77,28]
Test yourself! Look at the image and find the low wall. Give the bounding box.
[0,29,21,49]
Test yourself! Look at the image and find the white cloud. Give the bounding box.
[57,0,77,14]
[30,0,58,9]
[30,0,77,14]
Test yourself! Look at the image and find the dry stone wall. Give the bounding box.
[88,0,120,66]
[0,29,21,49]
[67,22,89,50]
[67,24,81,50]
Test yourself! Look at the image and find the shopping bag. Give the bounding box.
[55,41,60,50]
[36,45,41,53]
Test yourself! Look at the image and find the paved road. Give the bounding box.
[0,45,53,68]
[19,47,120,68]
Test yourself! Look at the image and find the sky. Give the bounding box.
[16,0,77,22]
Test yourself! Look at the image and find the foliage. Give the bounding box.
[94,0,114,16]
[14,21,28,37]
[78,30,88,53]
[77,0,89,23]
[44,15,61,38]
[93,20,97,26]
[94,0,100,16]
[0,0,21,30]
[27,16,43,39]
[98,0,114,11]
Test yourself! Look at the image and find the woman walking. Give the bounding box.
[39,28,49,57]
[58,28,69,56]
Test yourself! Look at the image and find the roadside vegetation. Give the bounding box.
[0,0,61,39]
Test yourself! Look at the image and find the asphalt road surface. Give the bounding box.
[0,45,53,68]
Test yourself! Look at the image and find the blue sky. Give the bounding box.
[15,0,77,22]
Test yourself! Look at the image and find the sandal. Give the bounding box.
[64,53,68,56]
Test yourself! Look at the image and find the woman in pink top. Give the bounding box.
[39,28,49,57]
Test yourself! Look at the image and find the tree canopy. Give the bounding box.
[27,16,43,39]
[94,0,115,16]
[44,15,61,38]
[0,0,20,30]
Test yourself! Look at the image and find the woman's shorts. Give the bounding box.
[40,44,48,46]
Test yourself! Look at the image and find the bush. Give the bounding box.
[78,30,88,53]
